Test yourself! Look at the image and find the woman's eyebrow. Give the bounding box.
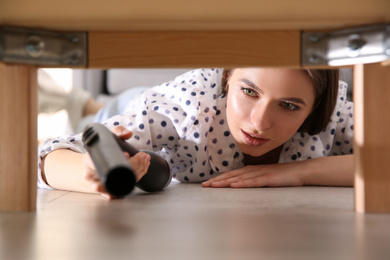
[240,78,307,106]
[239,79,263,94]
[281,97,307,106]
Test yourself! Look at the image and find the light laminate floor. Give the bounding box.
[1,182,390,260]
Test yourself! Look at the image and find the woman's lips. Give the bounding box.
[241,130,270,146]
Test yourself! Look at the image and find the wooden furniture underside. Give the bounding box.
[0,0,389,212]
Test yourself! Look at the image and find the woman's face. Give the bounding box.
[226,68,316,158]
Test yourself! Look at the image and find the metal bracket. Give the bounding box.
[0,26,87,66]
[302,23,390,66]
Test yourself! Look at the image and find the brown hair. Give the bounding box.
[221,68,339,135]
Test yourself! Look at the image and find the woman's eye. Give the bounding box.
[282,102,299,111]
[242,88,257,97]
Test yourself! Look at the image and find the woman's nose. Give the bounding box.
[250,102,273,131]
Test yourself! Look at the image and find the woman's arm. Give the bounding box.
[41,126,151,199]
[43,149,90,193]
[300,154,353,187]
[202,154,354,188]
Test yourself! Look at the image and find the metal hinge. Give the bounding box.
[302,23,390,66]
[0,26,87,66]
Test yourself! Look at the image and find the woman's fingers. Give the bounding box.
[230,177,269,188]
[203,163,303,189]
[206,170,266,188]
[202,168,247,187]
[128,152,151,182]
[111,126,133,140]
[83,170,100,182]
[202,165,284,188]
[94,182,116,199]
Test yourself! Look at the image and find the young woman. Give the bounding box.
[38,68,354,199]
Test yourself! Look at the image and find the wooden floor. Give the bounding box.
[1,182,390,260]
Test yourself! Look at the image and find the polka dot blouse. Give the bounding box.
[37,69,354,189]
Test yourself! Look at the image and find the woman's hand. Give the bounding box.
[202,163,304,188]
[82,126,151,199]
[202,155,354,188]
